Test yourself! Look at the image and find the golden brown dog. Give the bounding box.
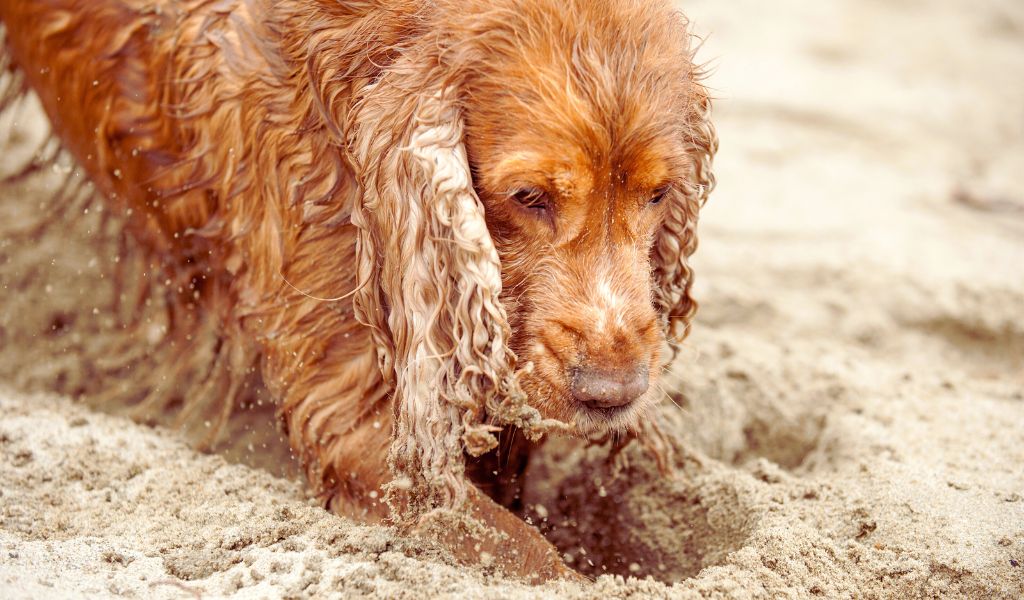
[0,0,715,581]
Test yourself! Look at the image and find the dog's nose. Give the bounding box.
[570,364,649,409]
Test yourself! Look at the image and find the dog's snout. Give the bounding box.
[570,364,649,409]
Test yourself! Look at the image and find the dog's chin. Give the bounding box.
[568,395,649,437]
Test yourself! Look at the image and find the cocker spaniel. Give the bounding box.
[0,0,715,582]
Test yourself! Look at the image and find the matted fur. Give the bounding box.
[655,90,718,344]
[348,82,520,510]
[0,0,715,579]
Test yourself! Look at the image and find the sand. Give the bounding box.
[1,0,1023,597]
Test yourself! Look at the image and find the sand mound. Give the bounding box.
[2,0,1023,597]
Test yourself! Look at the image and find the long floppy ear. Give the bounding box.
[652,82,718,347]
[344,50,525,515]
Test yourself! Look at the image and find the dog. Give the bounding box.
[0,0,715,581]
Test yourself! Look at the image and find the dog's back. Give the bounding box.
[3,0,199,253]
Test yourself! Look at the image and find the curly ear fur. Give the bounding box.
[635,81,716,475]
[653,82,718,347]
[345,54,522,512]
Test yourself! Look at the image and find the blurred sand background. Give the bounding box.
[1,0,1023,597]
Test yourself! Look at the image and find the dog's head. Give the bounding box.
[456,0,715,434]
[343,0,714,504]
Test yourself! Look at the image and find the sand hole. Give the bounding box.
[522,439,760,582]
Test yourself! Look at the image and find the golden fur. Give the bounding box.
[0,0,715,581]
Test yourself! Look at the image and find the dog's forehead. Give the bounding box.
[459,0,695,195]
[468,72,686,198]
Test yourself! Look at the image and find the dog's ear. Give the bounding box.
[344,47,520,514]
[652,83,717,346]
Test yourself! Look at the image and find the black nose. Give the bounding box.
[570,364,649,409]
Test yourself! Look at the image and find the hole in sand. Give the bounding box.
[521,438,760,582]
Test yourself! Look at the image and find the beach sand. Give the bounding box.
[1,0,1023,597]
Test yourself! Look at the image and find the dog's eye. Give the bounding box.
[510,187,550,213]
[649,186,672,205]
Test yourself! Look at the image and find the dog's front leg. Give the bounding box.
[264,322,575,581]
[262,315,394,521]
[413,485,581,583]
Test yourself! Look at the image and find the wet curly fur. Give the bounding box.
[0,0,715,580]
